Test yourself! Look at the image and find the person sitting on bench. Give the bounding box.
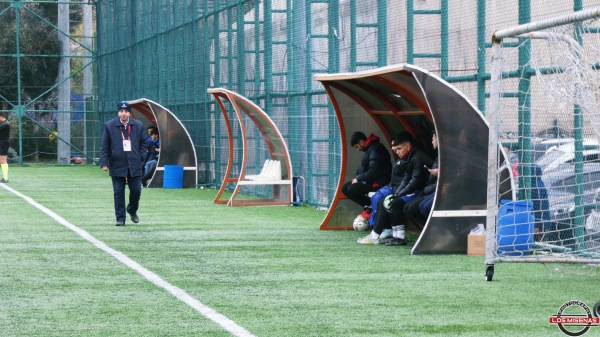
[357,131,429,246]
[404,131,439,225]
[143,130,160,175]
[341,131,392,223]
[142,131,160,187]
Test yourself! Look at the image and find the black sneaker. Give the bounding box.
[0,179,8,183]
[115,221,125,226]
[384,238,408,246]
[130,213,139,224]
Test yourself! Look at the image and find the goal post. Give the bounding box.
[486,8,600,281]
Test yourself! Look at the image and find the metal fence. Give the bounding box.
[3,0,600,208]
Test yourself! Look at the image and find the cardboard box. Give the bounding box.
[467,234,486,256]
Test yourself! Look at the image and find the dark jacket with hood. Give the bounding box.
[355,134,392,188]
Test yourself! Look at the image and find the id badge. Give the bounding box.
[123,139,132,152]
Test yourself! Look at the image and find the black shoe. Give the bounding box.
[0,179,8,183]
[130,214,139,224]
[115,221,125,226]
[384,238,408,246]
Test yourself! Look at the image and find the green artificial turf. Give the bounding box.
[0,165,598,336]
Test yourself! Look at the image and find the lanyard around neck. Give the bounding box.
[120,124,131,140]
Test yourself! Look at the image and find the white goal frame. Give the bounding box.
[486,8,600,281]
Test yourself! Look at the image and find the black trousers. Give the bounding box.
[373,196,408,235]
[341,181,378,208]
[111,171,142,222]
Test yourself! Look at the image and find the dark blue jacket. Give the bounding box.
[145,139,160,163]
[100,117,147,177]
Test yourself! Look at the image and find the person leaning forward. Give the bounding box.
[341,131,392,218]
[99,101,148,226]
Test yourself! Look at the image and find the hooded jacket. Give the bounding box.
[355,134,392,188]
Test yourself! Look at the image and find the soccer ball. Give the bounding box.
[383,194,395,213]
[353,215,370,231]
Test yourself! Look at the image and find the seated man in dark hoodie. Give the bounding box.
[342,131,392,221]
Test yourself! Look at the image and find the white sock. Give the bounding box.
[370,231,380,241]
[392,225,405,239]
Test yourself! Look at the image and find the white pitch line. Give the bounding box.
[0,183,256,337]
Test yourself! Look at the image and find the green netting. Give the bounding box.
[0,1,97,165]
[94,0,600,207]
[4,0,599,208]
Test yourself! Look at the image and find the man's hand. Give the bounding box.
[427,168,439,177]
[101,166,108,171]
[352,178,358,184]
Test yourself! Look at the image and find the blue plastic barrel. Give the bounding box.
[163,165,184,189]
[497,200,534,256]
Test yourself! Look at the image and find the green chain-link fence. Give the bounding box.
[3,0,599,208]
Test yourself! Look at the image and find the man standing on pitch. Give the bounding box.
[100,102,147,226]
[0,112,11,183]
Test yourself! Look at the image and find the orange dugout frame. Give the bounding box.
[315,64,513,254]
[208,88,293,207]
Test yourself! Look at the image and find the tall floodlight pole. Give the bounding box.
[83,2,93,157]
[57,1,71,164]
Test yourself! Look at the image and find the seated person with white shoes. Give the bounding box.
[357,131,429,246]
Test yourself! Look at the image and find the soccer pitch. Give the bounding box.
[0,166,598,337]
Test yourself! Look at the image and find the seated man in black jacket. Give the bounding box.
[404,131,439,227]
[358,131,430,246]
[342,131,392,221]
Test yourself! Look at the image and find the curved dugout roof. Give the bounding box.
[128,98,198,188]
[208,88,293,206]
[315,64,512,255]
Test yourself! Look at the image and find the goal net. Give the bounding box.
[486,9,600,277]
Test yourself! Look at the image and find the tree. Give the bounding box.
[0,2,61,106]
[0,1,86,163]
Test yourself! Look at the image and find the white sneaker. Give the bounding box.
[380,229,393,239]
[357,235,379,245]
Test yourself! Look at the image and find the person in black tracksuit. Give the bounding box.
[358,131,430,245]
[405,131,439,225]
[341,132,391,215]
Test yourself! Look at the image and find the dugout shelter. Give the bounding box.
[208,88,293,207]
[127,98,198,188]
[315,64,513,255]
